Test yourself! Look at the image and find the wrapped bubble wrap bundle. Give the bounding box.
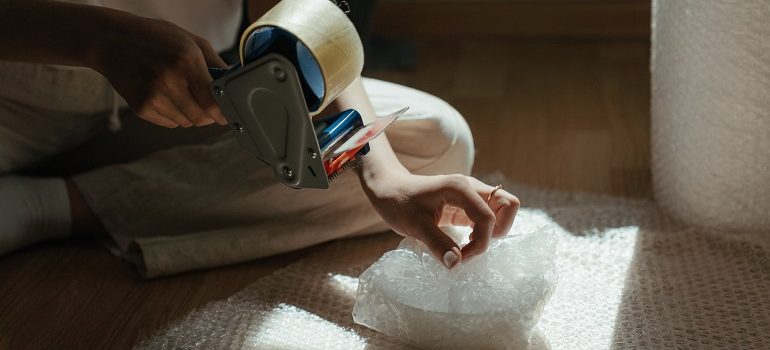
[651,0,770,231]
[353,225,557,350]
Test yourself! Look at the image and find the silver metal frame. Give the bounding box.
[210,54,330,189]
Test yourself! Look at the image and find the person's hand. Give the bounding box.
[91,13,228,128]
[363,172,520,268]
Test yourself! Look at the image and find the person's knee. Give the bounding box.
[440,102,475,175]
[395,96,475,176]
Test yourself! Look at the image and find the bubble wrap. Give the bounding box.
[136,174,770,349]
[352,225,557,350]
[651,0,770,231]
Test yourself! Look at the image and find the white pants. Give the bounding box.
[0,63,475,277]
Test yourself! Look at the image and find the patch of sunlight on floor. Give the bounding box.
[327,273,359,297]
[244,303,367,350]
[538,221,640,350]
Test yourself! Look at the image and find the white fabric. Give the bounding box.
[0,73,475,277]
[0,176,71,255]
[72,78,474,278]
[651,0,770,231]
[135,174,770,349]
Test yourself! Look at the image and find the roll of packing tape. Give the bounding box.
[240,0,364,115]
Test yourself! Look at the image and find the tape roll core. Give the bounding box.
[243,26,325,111]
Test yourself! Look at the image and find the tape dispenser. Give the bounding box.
[208,0,390,189]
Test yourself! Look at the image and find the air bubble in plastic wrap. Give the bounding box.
[353,224,557,350]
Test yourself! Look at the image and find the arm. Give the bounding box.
[0,0,105,67]
[0,0,227,128]
[240,2,513,264]
[326,78,521,267]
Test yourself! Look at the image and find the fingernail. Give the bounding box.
[194,118,215,126]
[216,112,228,125]
[443,247,462,268]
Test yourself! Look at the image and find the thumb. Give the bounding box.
[189,36,228,125]
[420,225,463,269]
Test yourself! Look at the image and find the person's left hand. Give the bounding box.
[362,172,520,268]
[90,12,228,128]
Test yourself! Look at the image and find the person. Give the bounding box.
[0,0,520,277]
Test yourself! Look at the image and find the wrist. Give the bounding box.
[358,152,410,198]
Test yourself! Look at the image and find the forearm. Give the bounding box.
[0,0,117,68]
[328,80,513,263]
[324,77,409,188]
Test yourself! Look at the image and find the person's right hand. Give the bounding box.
[362,172,520,268]
[91,13,228,128]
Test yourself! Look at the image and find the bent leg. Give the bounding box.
[0,98,108,174]
[72,78,474,277]
[0,62,112,255]
[364,78,474,176]
[0,62,114,174]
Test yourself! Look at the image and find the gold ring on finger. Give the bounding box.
[487,184,503,204]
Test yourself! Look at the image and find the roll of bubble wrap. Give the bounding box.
[651,0,770,231]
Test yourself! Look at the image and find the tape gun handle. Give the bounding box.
[208,65,241,80]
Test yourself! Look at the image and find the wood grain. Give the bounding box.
[0,20,651,350]
[0,238,315,349]
[367,38,651,198]
[372,0,651,39]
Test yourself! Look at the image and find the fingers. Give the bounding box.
[160,35,227,127]
[438,206,474,227]
[189,37,228,125]
[491,192,519,237]
[441,175,496,259]
[137,109,179,128]
[166,80,216,126]
[419,224,463,269]
[109,21,228,129]
[190,62,228,125]
[466,177,521,237]
[133,94,190,128]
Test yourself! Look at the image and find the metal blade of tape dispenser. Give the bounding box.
[326,144,369,181]
[315,107,407,181]
[328,107,407,158]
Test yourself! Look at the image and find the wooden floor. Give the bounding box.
[367,38,651,198]
[0,38,650,349]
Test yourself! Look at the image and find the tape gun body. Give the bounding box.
[210,54,331,189]
[207,0,377,189]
